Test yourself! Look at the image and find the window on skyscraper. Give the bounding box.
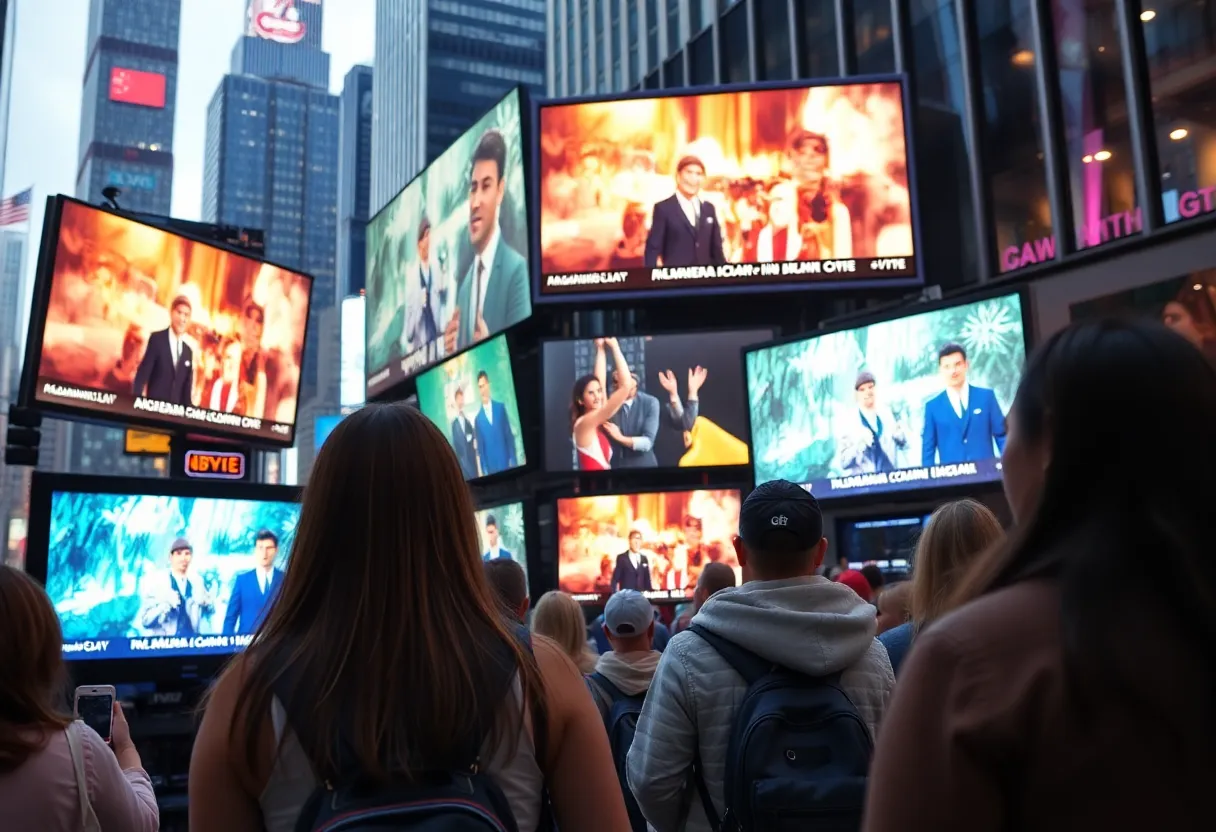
[690,0,705,35]
[664,51,685,88]
[612,0,622,91]
[856,0,897,73]
[666,0,681,54]
[628,1,641,83]
[757,0,793,80]
[689,27,714,85]
[647,0,660,69]
[719,1,750,83]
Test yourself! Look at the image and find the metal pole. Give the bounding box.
[1029,0,1077,257]
[952,0,996,282]
[834,0,857,77]
[1114,0,1164,233]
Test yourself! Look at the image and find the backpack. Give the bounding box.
[587,672,648,832]
[687,623,873,832]
[274,629,550,832]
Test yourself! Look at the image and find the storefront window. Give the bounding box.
[1141,0,1216,225]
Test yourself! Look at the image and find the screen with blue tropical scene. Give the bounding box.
[746,293,1026,498]
[45,490,299,660]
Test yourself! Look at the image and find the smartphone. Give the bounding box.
[74,685,116,743]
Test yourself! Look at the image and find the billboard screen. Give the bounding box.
[27,198,313,446]
[246,0,308,43]
[340,294,365,407]
[746,293,1027,499]
[535,79,918,301]
[475,500,528,585]
[366,87,531,398]
[109,68,167,109]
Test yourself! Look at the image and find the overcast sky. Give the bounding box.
[4,0,375,327]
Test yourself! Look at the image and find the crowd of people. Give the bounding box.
[1,316,1213,830]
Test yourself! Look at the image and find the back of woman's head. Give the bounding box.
[0,565,70,773]
[230,404,542,782]
[531,591,590,664]
[911,499,1003,626]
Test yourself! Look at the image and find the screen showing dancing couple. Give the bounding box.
[28,198,313,445]
[42,489,299,660]
[415,333,526,481]
[365,87,532,397]
[544,329,772,472]
[556,488,742,604]
[746,293,1027,498]
[536,79,918,300]
[475,501,529,582]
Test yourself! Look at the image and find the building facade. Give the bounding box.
[0,0,16,196]
[545,0,1216,288]
[370,0,547,216]
[0,230,28,564]
[338,64,373,298]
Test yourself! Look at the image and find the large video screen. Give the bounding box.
[366,87,531,397]
[542,329,771,472]
[536,79,917,301]
[475,501,529,583]
[28,198,312,445]
[556,488,742,605]
[43,490,299,661]
[747,293,1027,498]
[415,333,526,481]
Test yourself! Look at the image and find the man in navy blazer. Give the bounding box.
[481,514,515,561]
[133,294,195,405]
[474,370,518,477]
[921,343,1007,467]
[449,385,479,479]
[223,530,286,635]
[643,154,726,269]
[611,531,652,592]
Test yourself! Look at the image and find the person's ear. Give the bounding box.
[812,538,828,571]
[732,535,749,568]
[602,623,612,640]
[646,621,655,642]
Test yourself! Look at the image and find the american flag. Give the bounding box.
[0,188,31,226]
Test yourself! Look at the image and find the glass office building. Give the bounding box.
[546,0,1216,286]
[338,64,373,298]
[370,0,547,215]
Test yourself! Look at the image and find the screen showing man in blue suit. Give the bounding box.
[223,530,286,635]
[481,514,514,561]
[921,343,1007,466]
[474,370,518,477]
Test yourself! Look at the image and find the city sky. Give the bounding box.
[3,0,375,335]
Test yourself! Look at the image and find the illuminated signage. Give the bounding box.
[106,171,157,192]
[124,429,172,456]
[247,0,307,44]
[184,450,247,480]
[109,67,166,109]
[340,294,365,408]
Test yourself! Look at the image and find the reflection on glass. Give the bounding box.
[856,0,896,73]
[978,0,1055,272]
[720,2,750,83]
[1052,0,1139,251]
[757,0,793,80]
[1142,0,1216,225]
[798,0,839,78]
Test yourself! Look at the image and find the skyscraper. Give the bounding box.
[56,0,182,478]
[0,230,28,563]
[202,0,339,402]
[337,64,372,298]
[370,0,546,216]
[0,0,17,195]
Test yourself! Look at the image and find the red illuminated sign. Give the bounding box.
[109,67,167,109]
[184,450,247,480]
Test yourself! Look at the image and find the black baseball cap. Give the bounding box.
[739,480,823,553]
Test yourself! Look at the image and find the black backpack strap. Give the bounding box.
[692,751,722,832]
[687,623,775,685]
[588,671,628,702]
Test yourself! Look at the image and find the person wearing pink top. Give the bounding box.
[0,565,159,831]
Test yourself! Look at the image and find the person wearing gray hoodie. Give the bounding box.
[626,480,895,832]
[586,589,662,718]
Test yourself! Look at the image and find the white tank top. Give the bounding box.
[257,678,544,832]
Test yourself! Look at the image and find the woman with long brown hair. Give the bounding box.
[0,565,158,830]
[864,319,1216,831]
[189,404,628,832]
[877,499,1004,675]
[531,591,600,674]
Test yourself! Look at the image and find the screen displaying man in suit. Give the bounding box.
[611,530,652,592]
[921,343,1007,466]
[133,294,195,406]
[601,370,660,468]
[481,514,515,561]
[450,385,479,479]
[223,530,286,635]
[837,371,908,475]
[643,154,727,269]
[406,215,441,359]
[474,370,518,476]
[138,537,215,637]
[444,128,530,354]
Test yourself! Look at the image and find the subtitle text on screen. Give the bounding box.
[63,633,255,660]
[813,459,1002,497]
[543,258,913,293]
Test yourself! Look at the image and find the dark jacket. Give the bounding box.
[643,195,726,269]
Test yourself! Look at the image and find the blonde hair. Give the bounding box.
[911,499,1004,627]
[531,591,599,674]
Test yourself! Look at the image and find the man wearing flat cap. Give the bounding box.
[133,293,195,406]
[644,154,726,269]
[835,370,908,475]
[138,537,215,637]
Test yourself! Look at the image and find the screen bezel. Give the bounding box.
[25,471,302,684]
[17,195,315,449]
[473,495,537,603]
[537,326,776,476]
[742,285,1034,504]
[552,483,746,606]
[529,74,925,305]
[364,84,538,400]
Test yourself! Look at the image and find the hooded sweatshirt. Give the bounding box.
[626,576,895,832]
[586,649,662,720]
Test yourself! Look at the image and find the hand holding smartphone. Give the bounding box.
[74,685,116,744]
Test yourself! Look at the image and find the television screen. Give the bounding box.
[747,292,1027,498]
[475,501,528,583]
[415,333,526,481]
[41,488,299,661]
[556,488,742,604]
[542,329,771,472]
[535,79,918,301]
[836,515,928,578]
[366,87,532,397]
[27,198,312,446]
